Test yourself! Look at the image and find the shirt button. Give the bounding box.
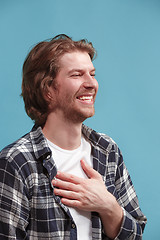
[71,223,76,229]
[46,154,51,160]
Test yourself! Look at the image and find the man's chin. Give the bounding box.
[76,111,95,123]
[67,112,94,124]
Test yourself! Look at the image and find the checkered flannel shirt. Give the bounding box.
[0,124,147,239]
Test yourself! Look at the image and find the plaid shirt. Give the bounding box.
[0,124,147,240]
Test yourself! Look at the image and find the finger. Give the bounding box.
[61,198,81,208]
[55,171,83,184]
[54,188,79,200]
[80,159,102,180]
[52,179,80,192]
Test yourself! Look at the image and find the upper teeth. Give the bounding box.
[79,96,93,100]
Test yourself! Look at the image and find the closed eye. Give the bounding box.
[90,71,96,77]
[71,73,82,77]
[70,71,83,77]
[91,73,96,77]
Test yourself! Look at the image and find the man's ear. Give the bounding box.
[43,80,55,101]
[44,88,54,103]
[45,90,53,101]
[43,78,59,107]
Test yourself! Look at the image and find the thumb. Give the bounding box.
[80,159,101,179]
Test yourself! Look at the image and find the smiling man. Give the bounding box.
[0,34,147,239]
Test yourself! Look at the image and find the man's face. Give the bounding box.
[49,51,98,123]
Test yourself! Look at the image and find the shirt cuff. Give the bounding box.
[113,207,135,240]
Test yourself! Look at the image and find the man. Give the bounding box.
[0,34,146,239]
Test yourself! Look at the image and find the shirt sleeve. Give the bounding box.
[0,156,29,239]
[113,149,147,240]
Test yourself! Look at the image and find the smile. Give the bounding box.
[78,96,93,101]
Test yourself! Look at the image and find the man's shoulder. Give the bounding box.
[0,124,52,168]
[0,131,32,161]
[0,125,47,161]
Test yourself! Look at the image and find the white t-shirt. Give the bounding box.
[47,136,93,240]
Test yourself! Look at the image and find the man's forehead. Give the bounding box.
[59,51,94,69]
[60,51,91,62]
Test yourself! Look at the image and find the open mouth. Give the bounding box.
[78,96,93,101]
[76,95,94,104]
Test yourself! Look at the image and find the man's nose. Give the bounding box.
[83,74,98,90]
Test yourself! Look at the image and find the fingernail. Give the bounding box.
[52,178,58,184]
[81,159,85,164]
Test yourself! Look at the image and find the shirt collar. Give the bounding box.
[82,124,110,153]
[30,125,51,161]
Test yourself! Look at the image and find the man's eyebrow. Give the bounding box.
[68,68,96,74]
[68,69,83,74]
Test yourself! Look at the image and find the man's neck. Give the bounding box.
[42,113,82,150]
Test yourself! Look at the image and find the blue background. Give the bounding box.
[0,0,160,239]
